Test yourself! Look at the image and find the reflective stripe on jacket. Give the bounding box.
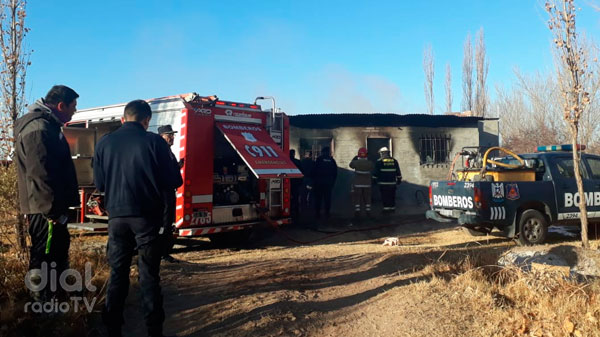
[373,157,401,183]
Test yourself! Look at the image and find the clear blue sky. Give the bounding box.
[25,0,600,115]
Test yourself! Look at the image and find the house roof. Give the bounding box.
[288,113,497,129]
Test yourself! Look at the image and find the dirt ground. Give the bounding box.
[86,215,599,337]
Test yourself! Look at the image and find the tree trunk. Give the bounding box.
[570,122,590,248]
[14,214,27,253]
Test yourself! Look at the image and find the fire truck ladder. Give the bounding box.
[267,112,285,215]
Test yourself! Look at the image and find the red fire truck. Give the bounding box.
[64,93,302,241]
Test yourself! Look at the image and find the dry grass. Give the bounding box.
[0,232,110,337]
[0,165,112,336]
[415,250,600,337]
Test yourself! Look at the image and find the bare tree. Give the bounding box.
[474,28,489,117]
[445,63,452,113]
[493,70,566,152]
[546,0,592,248]
[423,44,435,115]
[0,0,30,253]
[462,33,474,113]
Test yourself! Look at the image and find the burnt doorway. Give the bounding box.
[367,137,390,163]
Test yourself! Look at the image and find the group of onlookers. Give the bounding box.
[16,85,180,337]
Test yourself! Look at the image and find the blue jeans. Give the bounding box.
[102,216,164,337]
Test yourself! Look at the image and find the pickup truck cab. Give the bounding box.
[426,147,600,245]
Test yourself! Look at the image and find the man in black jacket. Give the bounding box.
[299,151,315,214]
[94,100,183,337]
[312,146,337,219]
[157,124,183,263]
[289,149,302,221]
[15,85,80,300]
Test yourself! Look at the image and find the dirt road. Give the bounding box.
[92,216,583,337]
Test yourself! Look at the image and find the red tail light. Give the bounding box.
[473,187,484,209]
[429,185,433,206]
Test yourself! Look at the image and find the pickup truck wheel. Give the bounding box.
[517,210,548,245]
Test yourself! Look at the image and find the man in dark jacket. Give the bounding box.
[312,146,337,219]
[299,151,315,214]
[15,85,80,300]
[289,149,302,220]
[158,124,183,263]
[94,100,183,337]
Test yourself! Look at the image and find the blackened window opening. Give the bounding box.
[420,134,451,164]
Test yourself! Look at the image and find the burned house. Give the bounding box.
[289,113,499,215]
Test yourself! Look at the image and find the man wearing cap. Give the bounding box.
[158,125,183,263]
[349,147,374,218]
[373,147,402,214]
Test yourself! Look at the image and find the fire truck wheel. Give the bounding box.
[517,209,548,246]
[208,229,252,248]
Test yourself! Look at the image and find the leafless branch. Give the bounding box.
[474,28,489,117]
[0,0,31,253]
[445,63,452,113]
[423,44,435,115]
[462,33,474,113]
[546,0,593,248]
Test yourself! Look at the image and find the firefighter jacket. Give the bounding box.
[312,154,337,186]
[349,157,374,188]
[373,157,401,185]
[15,99,79,217]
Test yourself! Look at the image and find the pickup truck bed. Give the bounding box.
[426,152,600,245]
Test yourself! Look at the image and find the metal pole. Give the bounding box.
[254,96,276,130]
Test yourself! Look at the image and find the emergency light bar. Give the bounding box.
[215,100,260,109]
[536,144,586,152]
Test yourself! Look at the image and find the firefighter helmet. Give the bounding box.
[378,147,389,153]
[358,147,368,158]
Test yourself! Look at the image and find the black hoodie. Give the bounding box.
[15,99,79,217]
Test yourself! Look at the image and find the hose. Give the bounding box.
[480,146,525,176]
[446,151,464,181]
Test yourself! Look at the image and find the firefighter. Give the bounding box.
[94,100,183,337]
[373,147,402,213]
[158,125,184,263]
[289,149,302,221]
[312,146,337,219]
[349,147,374,218]
[15,85,80,301]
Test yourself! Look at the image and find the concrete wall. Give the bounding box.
[289,124,499,216]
